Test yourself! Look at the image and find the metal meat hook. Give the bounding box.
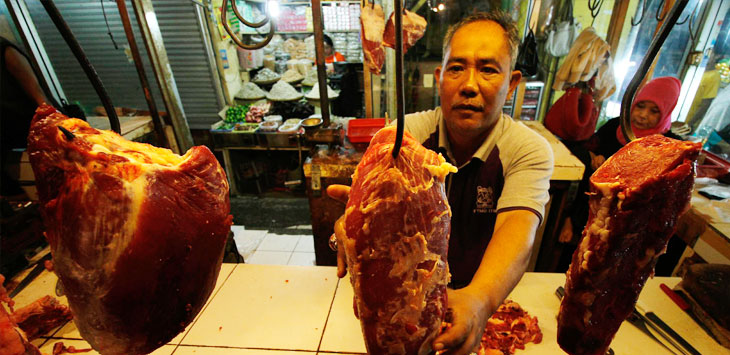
[39,0,121,134]
[392,0,405,159]
[221,0,275,50]
[620,0,689,143]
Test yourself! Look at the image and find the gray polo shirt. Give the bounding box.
[402,107,553,287]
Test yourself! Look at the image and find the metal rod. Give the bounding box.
[116,0,168,148]
[620,0,688,143]
[392,0,404,159]
[39,0,120,134]
[57,126,75,141]
[311,0,330,127]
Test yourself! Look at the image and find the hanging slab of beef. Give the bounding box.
[27,105,232,355]
[342,126,456,354]
[383,9,427,53]
[557,134,701,355]
[359,3,386,74]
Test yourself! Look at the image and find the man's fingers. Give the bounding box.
[438,332,480,355]
[433,322,469,353]
[326,185,351,204]
[334,216,348,278]
[337,245,347,278]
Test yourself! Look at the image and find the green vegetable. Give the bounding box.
[224,104,251,123]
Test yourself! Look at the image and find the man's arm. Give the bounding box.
[433,209,540,355]
[4,46,49,106]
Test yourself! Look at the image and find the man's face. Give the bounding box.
[324,43,334,57]
[435,21,521,137]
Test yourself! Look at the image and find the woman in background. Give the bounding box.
[560,76,684,274]
[323,34,345,64]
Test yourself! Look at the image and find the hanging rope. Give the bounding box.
[100,0,118,50]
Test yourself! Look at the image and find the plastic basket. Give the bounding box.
[347,118,386,143]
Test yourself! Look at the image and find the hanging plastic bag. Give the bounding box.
[516,28,539,77]
[546,0,581,57]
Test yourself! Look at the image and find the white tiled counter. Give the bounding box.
[12,265,727,355]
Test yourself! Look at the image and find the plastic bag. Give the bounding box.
[546,0,580,57]
[547,21,581,57]
[516,28,539,77]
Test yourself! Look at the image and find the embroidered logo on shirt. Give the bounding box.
[475,186,495,213]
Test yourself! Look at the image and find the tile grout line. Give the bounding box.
[285,250,295,265]
[316,276,341,353]
[169,263,239,353]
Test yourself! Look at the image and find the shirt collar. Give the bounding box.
[437,110,507,169]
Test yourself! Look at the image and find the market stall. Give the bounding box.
[4,0,730,354]
[9,264,728,355]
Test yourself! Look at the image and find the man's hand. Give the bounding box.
[326,184,350,278]
[558,217,574,243]
[589,152,605,171]
[433,287,491,355]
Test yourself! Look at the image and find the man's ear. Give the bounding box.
[434,66,442,94]
[507,69,522,97]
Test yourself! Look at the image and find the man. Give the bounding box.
[1,36,50,199]
[328,11,553,354]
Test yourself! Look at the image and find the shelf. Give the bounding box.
[242,30,359,35]
[244,0,361,4]
[280,0,362,4]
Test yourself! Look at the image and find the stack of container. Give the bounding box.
[346,32,362,63]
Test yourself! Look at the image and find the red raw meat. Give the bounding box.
[0,275,42,355]
[52,342,91,355]
[27,105,232,355]
[557,135,700,355]
[11,295,73,340]
[383,10,427,53]
[481,300,542,355]
[360,3,386,74]
[343,126,456,354]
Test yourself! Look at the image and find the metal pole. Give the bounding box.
[116,0,168,147]
[392,0,404,159]
[311,0,330,126]
[620,0,688,143]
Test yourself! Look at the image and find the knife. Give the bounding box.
[627,309,681,354]
[660,284,714,339]
[8,253,52,298]
[643,309,702,355]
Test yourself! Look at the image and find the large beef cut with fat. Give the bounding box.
[360,3,386,74]
[27,105,232,355]
[342,126,456,354]
[383,9,427,53]
[557,135,700,355]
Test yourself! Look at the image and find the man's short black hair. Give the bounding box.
[323,34,333,47]
[442,10,520,70]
